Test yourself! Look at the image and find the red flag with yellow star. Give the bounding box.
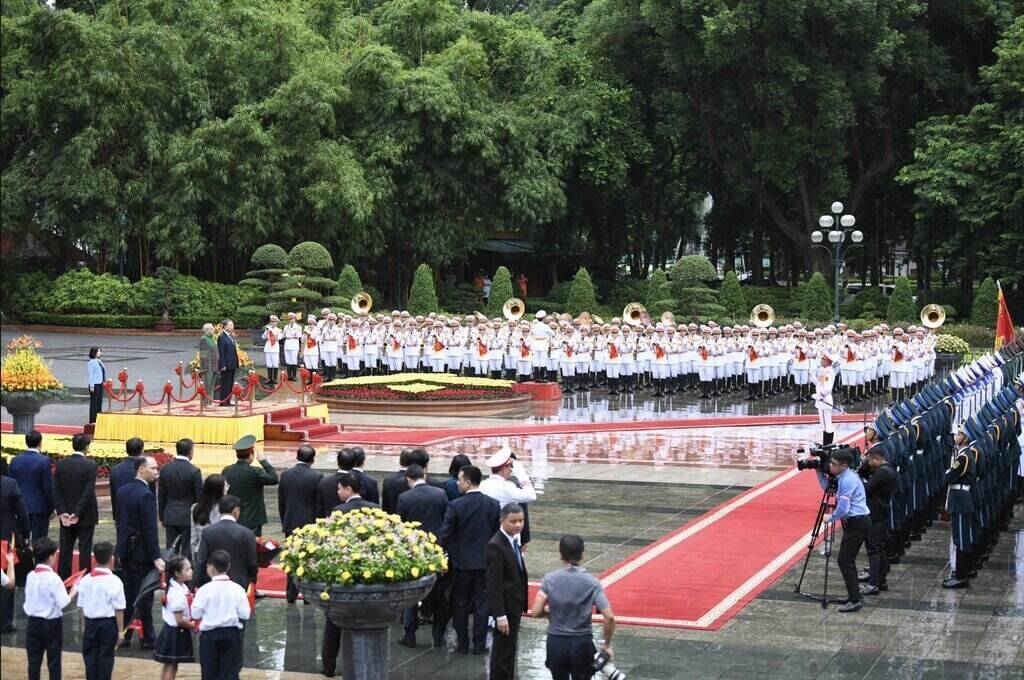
[995,281,1016,349]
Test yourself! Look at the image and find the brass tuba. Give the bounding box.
[351,292,373,315]
[661,310,676,326]
[503,297,525,321]
[623,302,647,326]
[578,311,593,326]
[750,304,775,328]
[920,304,945,329]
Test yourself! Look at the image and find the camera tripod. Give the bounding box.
[794,479,848,607]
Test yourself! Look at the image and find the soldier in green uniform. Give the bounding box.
[222,435,279,536]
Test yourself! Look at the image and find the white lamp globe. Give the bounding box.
[818,215,834,229]
[811,230,824,244]
[828,230,844,243]
[851,230,864,243]
[831,201,844,214]
[840,214,856,228]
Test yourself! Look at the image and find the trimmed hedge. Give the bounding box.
[20,313,161,328]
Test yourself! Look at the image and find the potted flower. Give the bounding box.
[0,336,67,433]
[934,333,970,375]
[282,508,444,680]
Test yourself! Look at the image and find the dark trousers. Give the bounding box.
[546,634,595,680]
[199,626,242,680]
[82,617,118,680]
[286,574,299,603]
[489,614,521,680]
[218,369,236,405]
[0,585,14,630]
[866,518,890,587]
[837,515,871,603]
[165,525,190,556]
[121,559,155,643]
[322,616,341,674]
[401,578,447,643]
[29,513,50,541]
[58,523,95,579]
[88,385,104,424]
[27,615,63,680]
[452,569,488,651]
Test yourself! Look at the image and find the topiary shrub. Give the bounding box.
[565,267,599,316]
[970,276,998,327]
[847,286,889,319]
[801,272,833,322]
[336,265,363,302]
[648,299,676,319]
[718,271,746,318]
[667,256,719,319]
[546,281,573,304]
[887,277,917,323]
[485,266,514,318]
[251,244,289,269]
[287,242,334,274]
[941,305,957,320]
[438,282,480,314]
[407,264,439,315]
[644,269,668,310]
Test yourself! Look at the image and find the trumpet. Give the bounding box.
[921,304,945,329]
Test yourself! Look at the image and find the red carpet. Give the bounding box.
[592,430,866,630]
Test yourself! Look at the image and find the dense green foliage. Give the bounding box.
[801,273,833,322]
[336,265,364,303]
[665,256,721,319]
[971,277,999,327]
[887,278,918,323]
[565,267,598,316]
[718,271,746,318]
[486,267,514,318]
[407,264,439,315]
[645,269,668,310]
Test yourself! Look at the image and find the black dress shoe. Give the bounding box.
[397,637,416,649]
[322,669,336,678]
[286,597,297,604]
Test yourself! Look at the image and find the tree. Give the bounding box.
[887,277,917,323]
[238,244,289,317]
[667,256,723,319]
[565,267,598,316]
[718,271,746,318]
[802,273,833,323]
[407,264,438,315]
[646,268,668,309]
[336,265,364,301]
[486,266,514,318]
[971,277,998,327]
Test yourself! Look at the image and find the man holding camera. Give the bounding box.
[817,449,871,612]
[858,447,897,595]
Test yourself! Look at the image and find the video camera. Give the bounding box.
[795,443,860,473]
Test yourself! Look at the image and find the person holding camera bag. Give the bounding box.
[817,449,871,612]
[530,535,617,680]
[858,447,897,596]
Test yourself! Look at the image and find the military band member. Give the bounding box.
[815,352,837,446]
[320,314,341,381]
[262,316,282,386]
[282,312,302,382]
[302,315,320,383]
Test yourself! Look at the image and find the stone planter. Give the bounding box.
[0,393,52,433]
[296,575,437,680]
[934,352,964,377]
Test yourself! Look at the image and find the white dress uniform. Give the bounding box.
[386,330,405,373]
[345,326,365,373]
[815,361,837,438]
[282,321,303,370]
[302,322,320,371]
[262,323,282,369]
[320,322,341,376]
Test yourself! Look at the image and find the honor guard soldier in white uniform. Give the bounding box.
[282,312,303,382]
[302,315,320,382]
[320,313,341,381]
[530,311,554,382]
[815,352,837,445]
[262,316,282,385]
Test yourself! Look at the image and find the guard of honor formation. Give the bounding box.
[257,298,942,403]
[863,334,1024,589]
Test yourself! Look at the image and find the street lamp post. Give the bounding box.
[810,201,863,324]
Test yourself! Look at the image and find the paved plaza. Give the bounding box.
[1,327,1023,678]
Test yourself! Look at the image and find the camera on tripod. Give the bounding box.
[795,444,860,472]
[594,648,626,679]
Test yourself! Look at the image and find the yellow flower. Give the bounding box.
[279,550,289,559]
[306,542,318,553]
[374,519,386,529]
[367,536,379,546]
[402,529,413,538]
[355,526,368,535]
[342,571,352,581]
[386,550,395,559]
[296,566,305,577]
[363,570,372,580]
[338,539,349,548]
[351,553,362,561]
[428,564,437,572]
[282,565,291,574]
[411,567,420,578]
[386,569,395,579]
[320,591,330,601]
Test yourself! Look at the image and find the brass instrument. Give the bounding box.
[623,302,647,326]
[593,315,604,325]
[921,304,945,329]
[578,311,593,326]
[351,292,373,315]
[750,304,775,328]
[503,297,525,321]
[661,311,676,326]
[559,312,573,323]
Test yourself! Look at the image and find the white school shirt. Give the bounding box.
[162,579,192,627]
[191,575,250,631]
[23,564,70,619]
[77,567,126,619]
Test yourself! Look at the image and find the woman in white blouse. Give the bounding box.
[190,474,228,557]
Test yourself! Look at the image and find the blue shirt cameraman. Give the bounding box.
[816,448,870,612]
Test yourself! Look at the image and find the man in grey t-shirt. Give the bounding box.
[530,535,616,680]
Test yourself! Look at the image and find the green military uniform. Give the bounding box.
[222,435,278,535]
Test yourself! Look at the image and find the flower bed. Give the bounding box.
[1,335,65,397]
[0,434,167,478]
[281,508,447,593]
[320,372,516,401]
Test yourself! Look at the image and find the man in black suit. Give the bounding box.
[109,437,149,523]
[315,448,350,519]
[383,448,428,513]
[217,319,240,406]
[158,438,203,554]
[350,447,379,505]
[195,495,258,590]
[396,464,449,648]
[52,433,98,579]
[0,473,30,633]
[114,456,164,649]
[322,473,379,677]
[486,503,528,680]
[439,465,500,655]
[278,446,321,602]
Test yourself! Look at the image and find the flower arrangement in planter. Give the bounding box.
[319,372,515,401]
[934,334,970,354]
[0,336,66,432]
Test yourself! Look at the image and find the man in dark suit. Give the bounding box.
[322,472,379,676]
[217,319,239,406]
[278,445,321,602]
[222,435,278,536]
[350,447,379,505]
[439,465,500,655]
[382,448,417,513]
[115,456,164,648]
[8,430,52,540]
[486,503,528,680]
[396,464,449,648]
[195,495,258,590]
[52,433,98,578]
[108,437,149,523]
[0,473,30,633]
[158,438,203,554]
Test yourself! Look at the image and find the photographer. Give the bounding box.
[817,449,871,612]
[857,447,897,595]
[530,535,616,680]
